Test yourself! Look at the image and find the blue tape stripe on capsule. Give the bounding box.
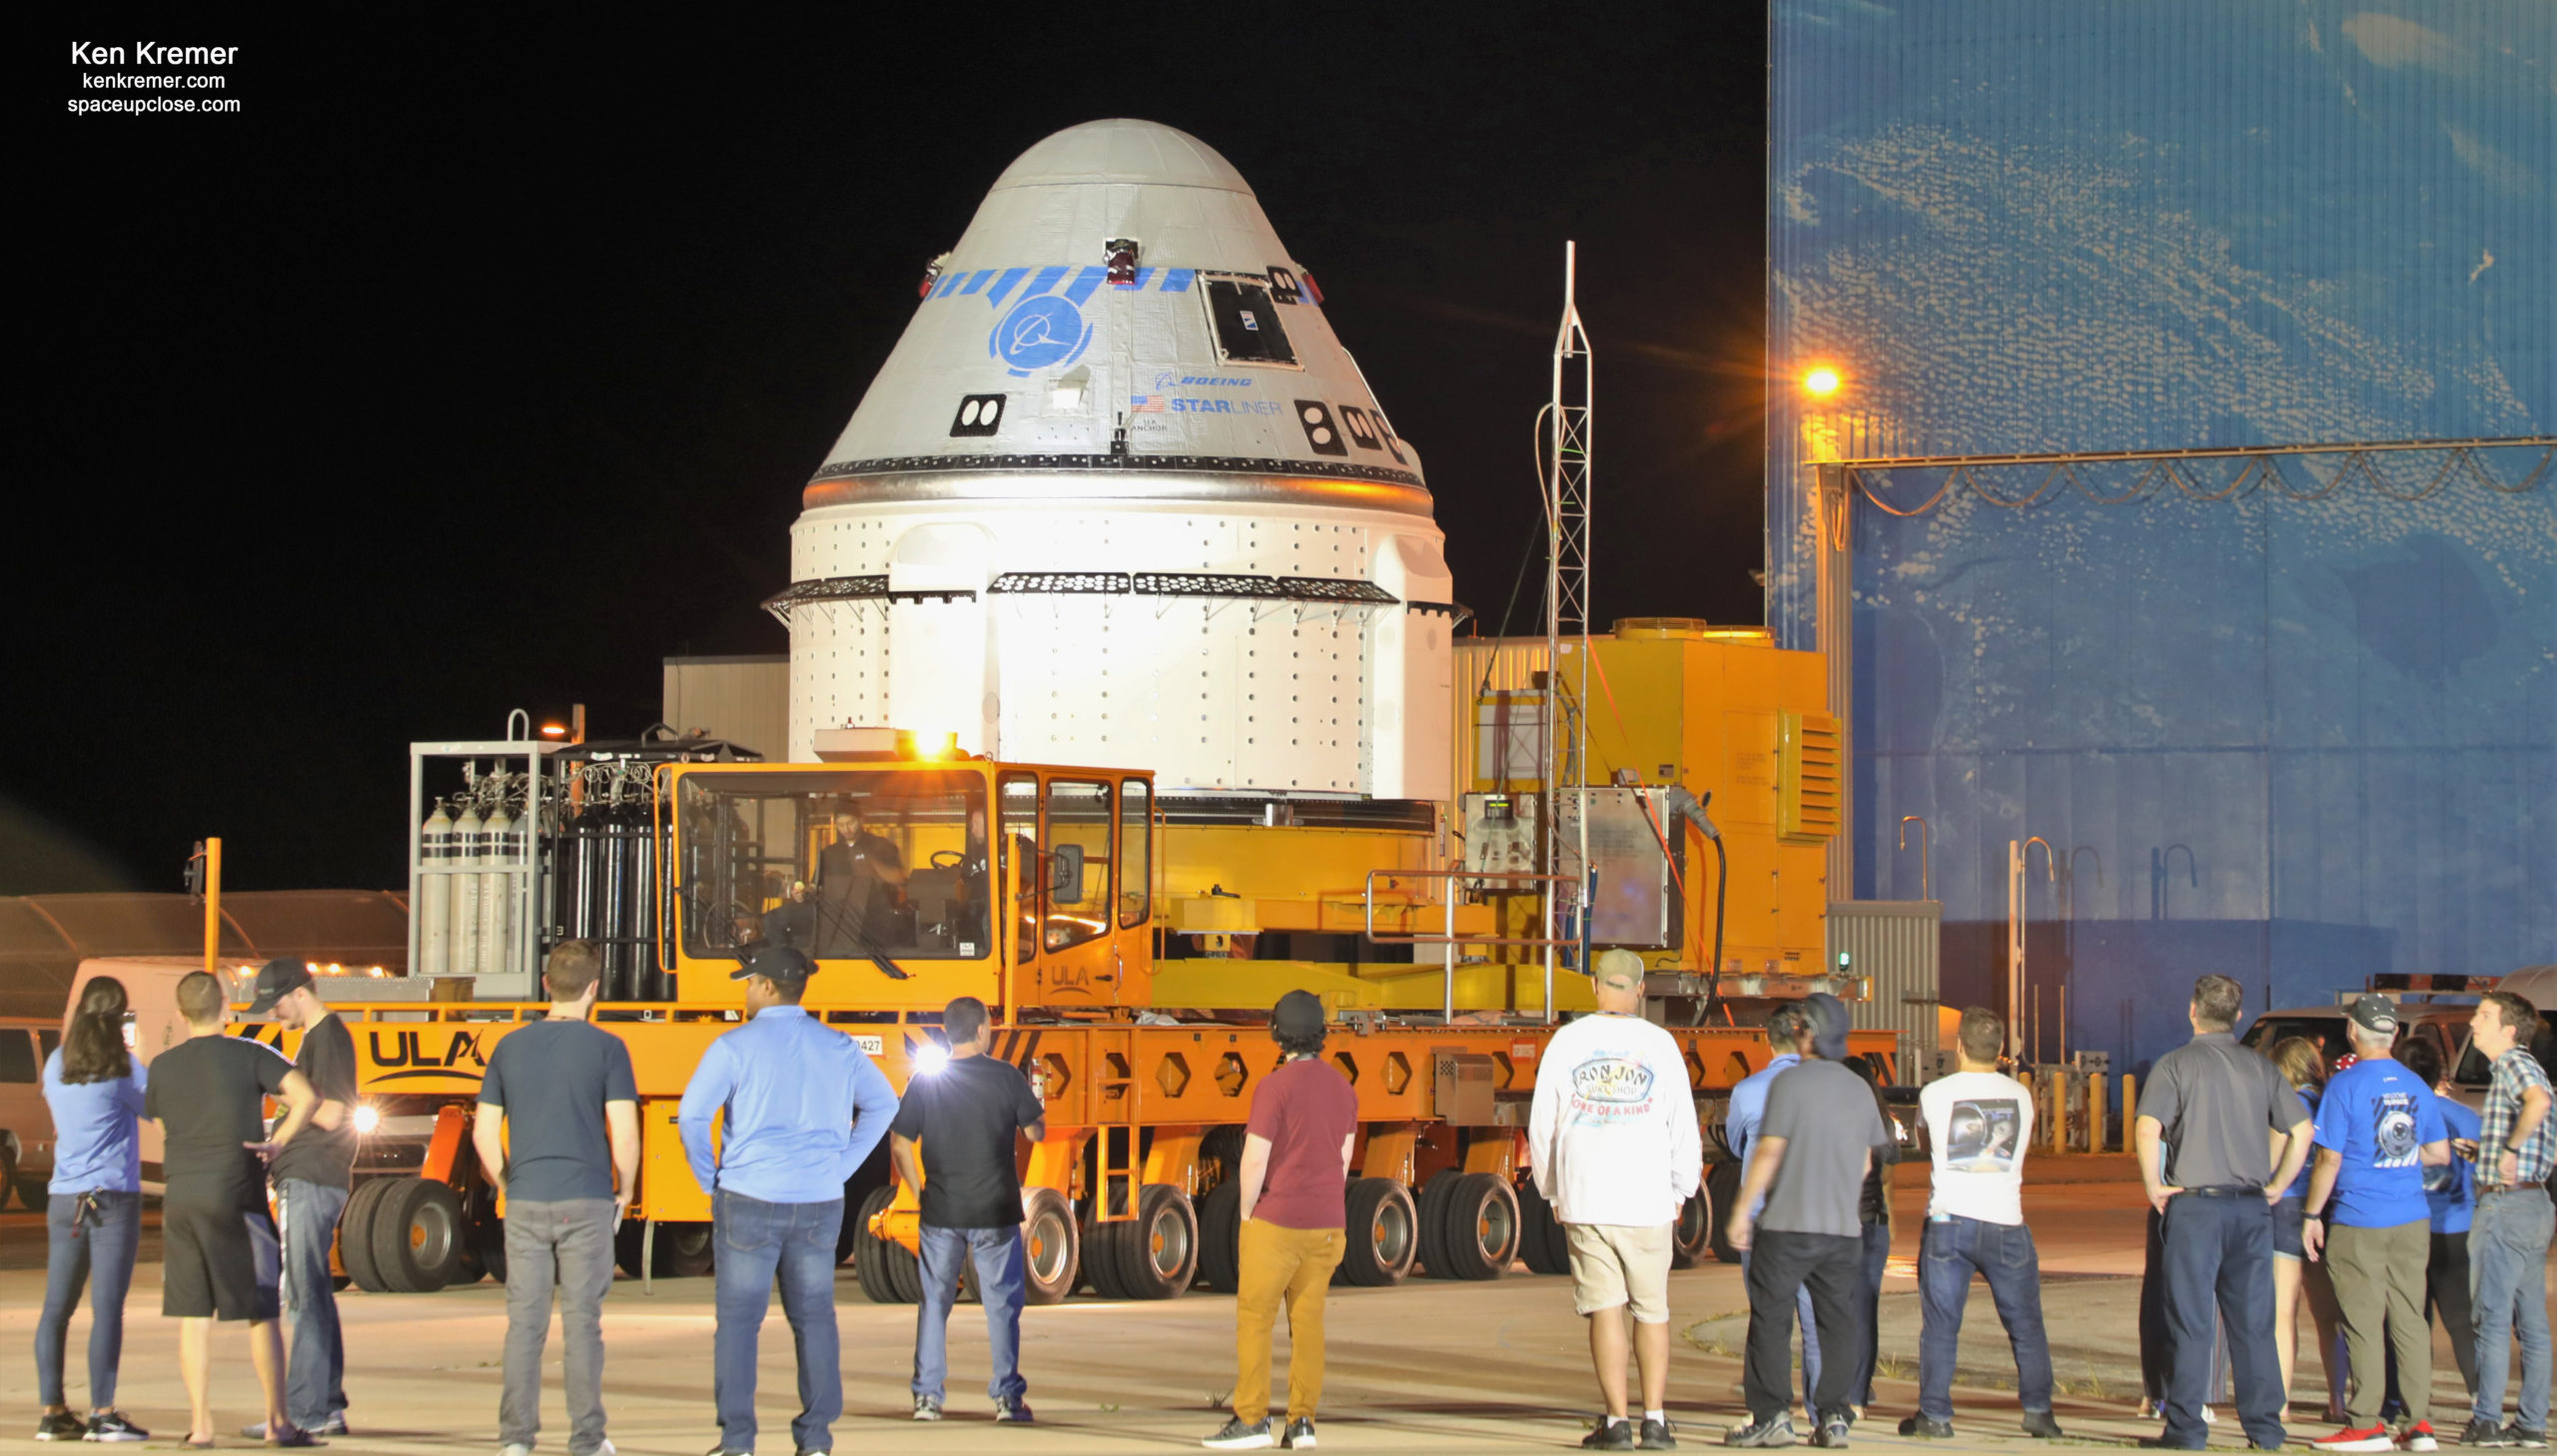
[932,271,966,299]
[1063,266,1107,305]
[1160,269,1195,293]
[1020,265,1068,301]
[958,270,995,296]
[1125,268,1155,291]
[983,267,1029,308]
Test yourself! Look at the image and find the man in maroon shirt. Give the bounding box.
[1204,991,1357,1452]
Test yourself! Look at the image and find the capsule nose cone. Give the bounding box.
[989,118,1253,195]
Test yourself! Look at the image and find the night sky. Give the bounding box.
[22,12,1770,895]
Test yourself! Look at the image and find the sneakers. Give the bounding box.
[912,1394,942,1422]
[246,1415,350,1440]
[994,1396,1035,1424]
[2314,1426,2399,1452]
[1203,1417,1276,1451]
[2404,1421,2442,1452]
[1584,1418,1636,1450]
[2502,1428,2550,1450]
[2023,1411,2067,1439]
[1812,1411,1852,1449]
[1284,1417,1317,1449]
[1897,1416,1954,1440]
[2458,1419,2508,1446]
[269,1433,325,1449]
[35,1414,87,1442]
[498,1445,532,1456]
[1639,1417,1678,1451]
[1724,1414,1795,1447]
[86,1412,150,1443]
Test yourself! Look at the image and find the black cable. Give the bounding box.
[1474,507,1549,699]
[1696,834,1729,1028]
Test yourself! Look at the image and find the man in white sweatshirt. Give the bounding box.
[1530,950,1704,1452]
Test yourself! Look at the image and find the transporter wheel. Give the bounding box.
[852,1186,918,1305]
[372,1177,466,1293]
[1194,1178,1243,1292]
[1332,1177,1418,1287]
[1704,1162,1744,1264]
[0,1145,17,1210]
[1670,1185,1714,1270]
[1427,1171,1518,1281]
[1411,1172,1455,1279]
[1021,1187,1080,1305]
[656,1221,715,1279]
[1100,1184,1198,1300]
[613,1217,649,1278]
[338,1178,394,1293]
[1515,1178,1572,1277]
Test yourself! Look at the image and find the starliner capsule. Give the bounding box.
[769,119,1456,804]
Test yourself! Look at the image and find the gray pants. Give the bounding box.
[2328,1217,2432,1426]
[499,1198,615,1455]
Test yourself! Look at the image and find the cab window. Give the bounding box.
[675,769,988,961]
[1043,780,1113,953]
[1119,778,1152,930]
[0,1031,35,1084]
[1001,774,1038,965]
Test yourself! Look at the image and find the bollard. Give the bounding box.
[2089,1071,2109,1153]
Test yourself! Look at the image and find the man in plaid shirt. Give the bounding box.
[2465,990,2555,1448]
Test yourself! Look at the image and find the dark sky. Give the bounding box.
[20,11,1770,895]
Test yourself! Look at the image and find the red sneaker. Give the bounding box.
[2399,1422,2440,1452]
[2312,1427,2395,1452]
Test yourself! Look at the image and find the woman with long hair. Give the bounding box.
[2267,1035,2345,1423]
[33,977,150,1442]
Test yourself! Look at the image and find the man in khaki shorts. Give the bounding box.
[1530,951,1703,1451]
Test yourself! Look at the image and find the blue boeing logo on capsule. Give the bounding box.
[992,295,1092,375]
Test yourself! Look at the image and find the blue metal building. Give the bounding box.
[1765,3,2555,1074]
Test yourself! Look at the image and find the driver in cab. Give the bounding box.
[814,808,907,952]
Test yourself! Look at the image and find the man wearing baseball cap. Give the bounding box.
[243,961,359,1440]
[678,946,898,1456]
[2302,994,2453,1452]
[1204,990,1357,1452]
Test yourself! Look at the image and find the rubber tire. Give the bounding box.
[613,1217,649,1279]
[1515,1178,1572,1277]
[338,1178,394,1293]
[1194,1178,1243,1292]
[656,1222,715,1278]
[1201,1125,1246,1183]
[1412,1172,1457,1278]
[371,1177,466,1293]
[1021,1187,1080,1306]
[1105,1184,1198,1300]
[0,1147,17,1210]
[1333,1177,1419,1287]
[851,1186,916,1305]
[471,1222,507,1286]
[1705,1162,1745,1264]
[1429,1171,1518,1281]
[1670,1185,1713,1270]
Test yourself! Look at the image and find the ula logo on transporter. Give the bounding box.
[365,1029,488,1083]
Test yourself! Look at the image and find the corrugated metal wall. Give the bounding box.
[1767,3,2556,1075]
[1829,899,1943,1081]
[662,655,790,759]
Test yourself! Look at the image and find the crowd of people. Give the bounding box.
[23,947,2556,1453]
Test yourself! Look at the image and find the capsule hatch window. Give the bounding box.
[1202,278,1297,367]
[677,770,991,963]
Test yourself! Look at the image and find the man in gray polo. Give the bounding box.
[2134,974,2313,1451]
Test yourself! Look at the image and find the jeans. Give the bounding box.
[499,1198,617,1455]
[1847,1219,1892,1406]
[913,1224,1027,1403]
[37,1191,141,1411]
[1233,1219,1346,1424]
[1916,1214,2056,1423]
[2470,1186,2554,1431]
[1737,1246,1823,1408]
[2158,1192,2284,1449]
[712,1190,843,1454]
[1743,1229,1863,1424]
[278,1180,351,1429]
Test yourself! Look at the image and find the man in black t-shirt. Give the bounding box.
[471,942,638,1456]
[890,996,1044,1424]
[245,960,358,1439]
[147,970,320,1448]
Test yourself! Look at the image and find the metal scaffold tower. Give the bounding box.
[1543,243,1594,989]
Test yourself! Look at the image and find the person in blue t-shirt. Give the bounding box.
[2303,996,2452,1448]
[2381,1040,2484,1410]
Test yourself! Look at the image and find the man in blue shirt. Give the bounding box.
[1724,1004,1821,1416]
[2303,996,2451,1452]
[678,947,899,1456]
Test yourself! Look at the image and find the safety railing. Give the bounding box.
[1361,868,1579,1024]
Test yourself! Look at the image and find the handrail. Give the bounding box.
[1362,867,1577,1023]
